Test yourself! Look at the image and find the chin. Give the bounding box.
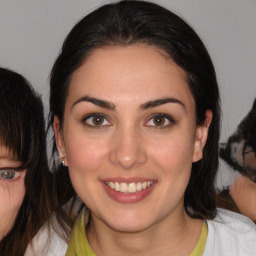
[108,219,151,233]
[101,210,157,233]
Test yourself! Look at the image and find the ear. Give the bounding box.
[54,116,68,166]
[192,110,213,163]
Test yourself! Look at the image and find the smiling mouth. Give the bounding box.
[104,181,155,193]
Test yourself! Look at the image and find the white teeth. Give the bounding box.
[105,181,154,193]
[114,182,120,191]
[128,183,136,193]
[120,183,128,193]
[109,182,115,189]
[137,182,142,191]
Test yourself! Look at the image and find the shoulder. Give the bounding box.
[24,198,83,256]
[209,208,256,234]
[24,219,68,256]
[204,208,256,256]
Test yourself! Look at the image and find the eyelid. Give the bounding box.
[0,167,25,172]
[82,113,112,128]
[144,113,175,127]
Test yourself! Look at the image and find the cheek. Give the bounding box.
[65,136,109,177]
[0,178,26,217]
[64,137,111,207]
[148,133,195,174]
[147,133,195,203]
[153,144,193,196]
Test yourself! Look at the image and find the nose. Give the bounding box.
[109,127,147,170]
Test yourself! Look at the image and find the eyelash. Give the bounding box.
[82,113,111,129]
[145,113,175,129]
[82,113,175,129]
[0,169,20,181]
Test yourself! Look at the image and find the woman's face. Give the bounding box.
[0,146,26,239]
[55,45,210,232]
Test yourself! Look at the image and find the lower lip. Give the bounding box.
[102,182,156,203]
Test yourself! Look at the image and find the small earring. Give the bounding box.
[60,155,65,166]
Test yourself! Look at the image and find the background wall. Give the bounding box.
[0,0,255,184]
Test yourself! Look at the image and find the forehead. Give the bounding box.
[68,44,195,110]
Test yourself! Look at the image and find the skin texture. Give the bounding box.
[230,175,256,221]
[0,146,26,240]
[55,45,212,255]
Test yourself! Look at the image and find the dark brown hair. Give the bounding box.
[0,68,54,256]
[49,0,220,228]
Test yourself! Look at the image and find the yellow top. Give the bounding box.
[189,221,207,256]
[65,209,95,256]
[66,209,207,256]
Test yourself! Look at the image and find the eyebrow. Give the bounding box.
[72,96,116,110]
[72,95,185,111]
[140,98,185,110]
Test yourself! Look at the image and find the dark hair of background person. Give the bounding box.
[0,68,55,256]
[49,0,221,236]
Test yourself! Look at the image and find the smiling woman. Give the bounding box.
[55,45,206,233]
[0,68,55,256]
[48,1,256,255]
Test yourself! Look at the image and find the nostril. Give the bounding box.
[109,146,147,170]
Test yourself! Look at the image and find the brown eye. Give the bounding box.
[153,116,166,126]
[83,114,111,127]
[92,116,104,125]
[145,114,175,128]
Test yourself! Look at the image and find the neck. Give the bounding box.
[87,208,203,256]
